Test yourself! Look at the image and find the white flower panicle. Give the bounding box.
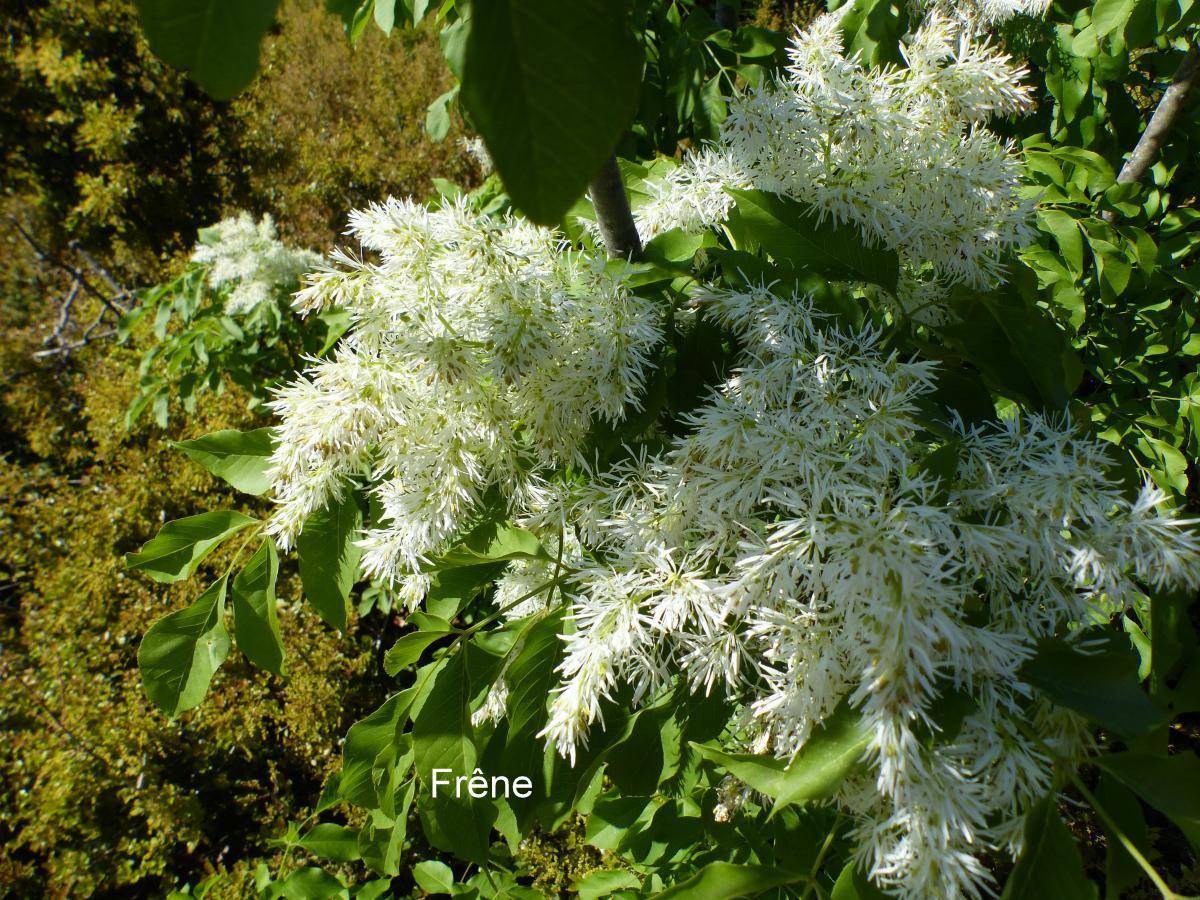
[264,198,663,580]
[191,212,321,315]
[541,284,1200,899]
[638,13,1036,291]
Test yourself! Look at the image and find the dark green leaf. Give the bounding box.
[175,427,275,495]
[1097,752,1200,848]
[728,189,900,290]
[941,290,1080,410]
[502,608,567,823]
[138,576,231,715]
[460,0,643,224]
[413,650,495,863]
[1021,633,1169,739]
[1001,796,1097,899]
[126,510,256,583]
[832,863,889,899]
[134,0,279,99]
[297,493,363,631]
[231,539,285,676]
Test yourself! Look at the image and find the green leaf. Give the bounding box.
[836,0,909,68]
[1001,796,1097,899]
[297,493,363,631]
[383,627,455,677]
[1021,634,1169,739]
[174,427,276,495]
[373,0,395,33]
[728,189,900,291]
[1091,0,1138,35]
[134,0,280,100]
[1096,752,1200,848]
[460,0,643,225]
[432,520,550,568]
[231,539,285,676]
[502,608,567,824]
[298,823,361,862]
[277,867,345,900]
[358,780,416,875]
[571,869,642,900]
[831,863,889,900]
[126,510,256,583]
[426,85,459,141]
[1038,209,1086,275]
[691,702,869,811]
[339,692,409,808]
[424,562,505,619]
[412,860,456,895]
[656,862,801,899]
[941,290,1080,410]
[1095,774,1151,900]
[413,650,495,863]
[138,576,232,716]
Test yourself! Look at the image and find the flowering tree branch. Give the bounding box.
[1106,38,1199,221]
[588,154,643,261]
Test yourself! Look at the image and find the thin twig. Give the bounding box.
[7,216,130,316]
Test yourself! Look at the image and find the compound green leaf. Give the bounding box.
[174,427,276,495]
[126,510,256,583]
[460,0,643,225]
[139,576,231,716]
[135,0,279,99]
[231,538,285,676]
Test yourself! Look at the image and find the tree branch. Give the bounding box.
[589,154,643,261]
[1106,40,1200,222]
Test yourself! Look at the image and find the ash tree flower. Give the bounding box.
[264,197,663,581]
[542,283,1200,899]
[191,211,322,316]
[637,13,1037,299]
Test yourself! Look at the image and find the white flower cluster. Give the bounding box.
[541,284,1200,898]
[264,198,662,579]
[638,14,1037,292]
[191,212,321,316]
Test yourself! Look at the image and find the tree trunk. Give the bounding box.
[588,154,643,261]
